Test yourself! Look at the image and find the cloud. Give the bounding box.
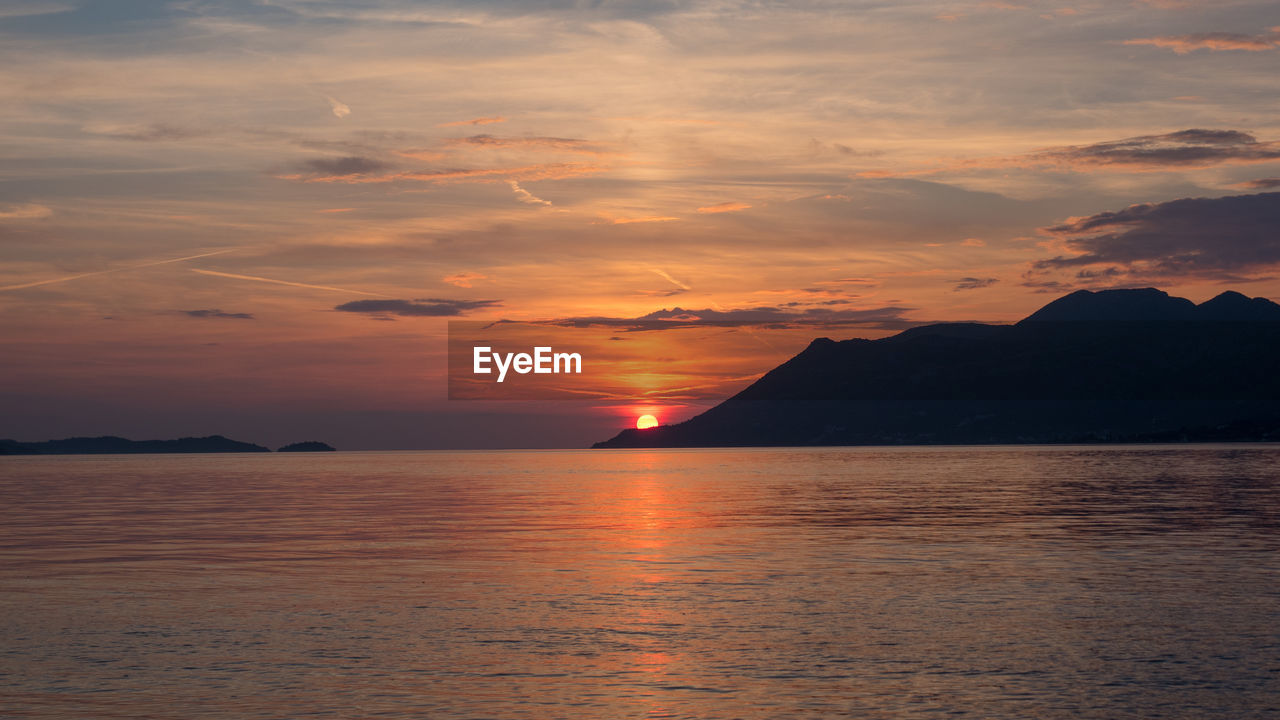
[447,135,607,155]
[182,309,254,319]
[0,203,52,220]
[1028,129,1280,171]
[88,123,208,142]
[1021,279,1075,294]
[335,298,501,317]
[1032,191,1280,281]
[443,272,487,288]
[509,180,550,205]
[811,277,879,287]
[696,201,752,214]
[285,161,603,184]
[191,269,383,296]
[1236,177,1280,190]
[291,156,390,179]
[543,304,915,332]
[437,117,506,127]
[326,96,351,118]
[0,2,74,18]
[650,268,691,291]
[1125,30,1280,54]
[608,215,679,224]
[1,250,234,292]
[953,277,998,291]
[878,129,1280,176]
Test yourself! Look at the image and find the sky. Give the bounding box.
[2,0,1279,448]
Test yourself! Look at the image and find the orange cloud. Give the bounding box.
[284,162,605,185]
[445,134,612,156]
[1125,30,1280,53]
[864,129,1280,177]
[608,215,679,225]
[444,271,487,288]
[696,201,752,214]
[508,180,551,205]
[437,117,506,127]
[811,277,878,286]
[0,203,52,220]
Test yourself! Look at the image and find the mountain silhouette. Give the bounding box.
[0,435,271,454]
[1021,287,1280,323]
[594,288,1280,448]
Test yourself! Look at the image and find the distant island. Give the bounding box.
[277,441,336,452]
[0,435,339,455]
[595,288,1280,448]
[0,435,271,455]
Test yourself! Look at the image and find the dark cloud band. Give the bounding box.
[336,298,502,317]
[1033,191,1280,281]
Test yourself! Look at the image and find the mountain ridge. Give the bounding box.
[594,288,1280,448]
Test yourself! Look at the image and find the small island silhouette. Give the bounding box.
[277,441,336,452]
[0,436,338,455]
[594,288,1280,448]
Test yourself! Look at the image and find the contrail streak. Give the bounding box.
[190,269,385,296]
[0,249,235,292]
[651,268,691,291]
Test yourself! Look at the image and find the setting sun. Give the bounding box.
[636,414,659,430]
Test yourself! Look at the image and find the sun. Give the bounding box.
[636,414,659,430]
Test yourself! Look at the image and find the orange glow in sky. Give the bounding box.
[0,1,1278,448]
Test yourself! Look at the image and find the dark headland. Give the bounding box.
[594,288,1280,448]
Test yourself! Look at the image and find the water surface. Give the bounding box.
[1,446,1278,718]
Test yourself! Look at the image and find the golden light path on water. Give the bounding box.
[1,447,1279,718]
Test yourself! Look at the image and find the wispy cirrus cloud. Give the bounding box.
[86,123,209,142]
[283,161,603,184]
[443,272,487,288]
[326,96,352,118]
[446,134,609,155]
[605,214,679,225]
[696,201,752,214]
[1126,29,1280,53]
[336,298,501,317]
[0,203,52,220]
[437,117,506,127]
[0,2,73,19]
[509,180,551,205]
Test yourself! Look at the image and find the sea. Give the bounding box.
[1,446,1277,719]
